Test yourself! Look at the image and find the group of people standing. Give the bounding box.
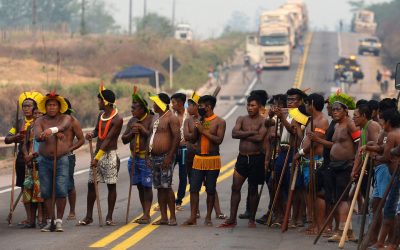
[5,83,400,249]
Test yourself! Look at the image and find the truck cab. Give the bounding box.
[352,10,377,35]
[175,24,193,42]
[246,24,291,69]
[260,10,296,48]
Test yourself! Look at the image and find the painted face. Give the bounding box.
[287,94,301,109]
[45,99,60,117]
[247,100,260,116]
[22,99,35,117]
[331,102,347,122]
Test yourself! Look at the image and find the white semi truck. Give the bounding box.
[352,10,377,35]
[260,9,296,48]
[246,24,291,69]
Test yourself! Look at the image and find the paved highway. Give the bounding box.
[0,31,382,250]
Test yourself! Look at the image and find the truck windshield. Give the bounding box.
[259,35,288,46]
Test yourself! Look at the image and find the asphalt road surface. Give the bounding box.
[0,31,381,250]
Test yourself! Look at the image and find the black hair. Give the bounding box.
[298,104,308,116]
[305,93,324,112]
[97,89,116,105]
[268,94,287,107]
[158,93,170,105]
[367,100,379,111]
[356,104,372,120]
[286,88,307,100]
[379,98,397,112]
[171,93,186,104]
[199,95,217,109]
[250,90,268,106]
[187,99,197,106]
[382,109,400,128]
[356,99,368,108]
[64,98,73,115]
[247,94,262,105]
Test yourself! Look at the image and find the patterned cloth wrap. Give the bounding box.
[23,161,44,203]
[89,150,120,184]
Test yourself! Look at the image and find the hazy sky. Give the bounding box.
[104,0,389,38]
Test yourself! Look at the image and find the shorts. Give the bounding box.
[186,149,196,180]
[89,150,120,184]
[190,168,220,195]
[274,149,293,198]
[68,154,76,191]
[325,160,353,204]
[150,154,174,189]
[301,156,324,189]
[38,155,69,199]
[16,152,26,188]
[175,146,187,166]
[372,164,391,199]
[128,156,152,188]
[384,176,400,219]
[235,154,265,185]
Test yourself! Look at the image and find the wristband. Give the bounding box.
[95,149,105,161]
[299,148,305,156]
[49,127,59,134]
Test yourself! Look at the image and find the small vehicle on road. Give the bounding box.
[358,37,382,56]
[334,56,364,83]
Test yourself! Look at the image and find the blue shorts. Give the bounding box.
[274,149,293,198]
[38,155,69,199]
[384,176,400,219]
[68,154,76,191]
[372,164,391,199]
[301,156,324,189]
[128,156,152,188]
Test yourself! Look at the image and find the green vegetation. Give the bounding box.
[368,0,400,69]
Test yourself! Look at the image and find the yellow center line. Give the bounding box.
[293,32,314,89]
[111,168,236,250]
[90,158,237,248]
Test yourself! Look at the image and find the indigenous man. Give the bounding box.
[148,93,180,226]
[293,93,329,233]
[269,88,306,226]
[220,94,267,228]
[364,106,400,249]
[5,91,43,226]
[35,92,72,232]
[21,95,44,229]
[184,92,227,220]
[63,98,84,221]
[368,100,380,123]
[325,92,359,242]
[122,88,153,224]
[171,93,188,211]
[79,85,123,226]
[183,95,226,226]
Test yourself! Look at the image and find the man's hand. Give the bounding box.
[91,159,98,169]
[274,107,284,119]
[264,160,270,172]
[86,132,94,141]
[56,133,65,141]
[14,133,25,143]
[132,123,144,134]
[307,132,319,143]
[195,121,205,134]
[24,154,33,164]
[162,155,173,169]
[293,153,301,163]
[351,169,359,181]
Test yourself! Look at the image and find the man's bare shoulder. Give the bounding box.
[216,116,226,125]
[369,121,381,130]
[113,114,124,124]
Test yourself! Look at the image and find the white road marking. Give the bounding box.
[0,157,130,194]
[222,77,257,120]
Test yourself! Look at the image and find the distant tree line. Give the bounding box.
[0,0,117,34]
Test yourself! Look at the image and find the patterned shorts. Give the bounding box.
[150,154,175,189]
[89,150,120,184]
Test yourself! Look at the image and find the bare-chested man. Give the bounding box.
[5,91,43,227]
[34,92,72,232]
[79,87,123,226]
[183,95,226,226]
[293,93,329,233]
[148,93,180,226]
[171,93,188,210]
[63,98,84,221]
[122,90,153,224]
[363,107,400,249]
[219,94,267,228]
[325,94,359,242]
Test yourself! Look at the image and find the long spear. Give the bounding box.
[126,134,139,224]
[89,139,103,226]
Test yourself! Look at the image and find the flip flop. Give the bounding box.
[67,215,76,221]
[182,220,197,226]
[105,220,116,226]
[76,218,93,226]
[152,219,169,226]
[168,220,178,226]
[270,222,282,228]
[204,220,213,227]
[133,218,150,224]
[217,221,237,228]
[216,214,228,220]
